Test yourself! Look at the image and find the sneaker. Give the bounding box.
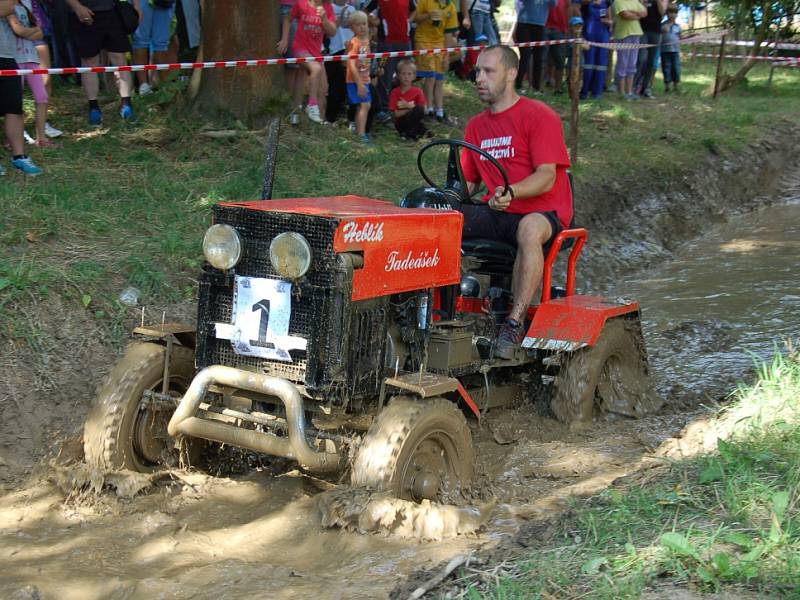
[88,107,103,126]
[642,88,655,99]
[436,112,455,125]
[45,123,63,138]
[348,121,356,132]
[0,163,5,176]
[375,110,392,124]
[120,104,135,120]
[138,82,153,96]
[23,130,35,144]
[289,111,300,126]
[494,318,525,359]
[360,133,372,145]
[305,104,323,124]
[11,156,43,176]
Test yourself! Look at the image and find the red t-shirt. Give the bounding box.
[291,0,335,57]
[379,0,412,43]
[389,85,427,112]
[461,97,573,226]
[546,0,570,33]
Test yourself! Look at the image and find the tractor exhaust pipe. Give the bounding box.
[168,366,340,473]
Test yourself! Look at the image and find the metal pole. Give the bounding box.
[569,40,581,163]
[713,33,727,99]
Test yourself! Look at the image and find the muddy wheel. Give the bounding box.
[552,318,663,423]
[351,397,474,502]
[84,342,201,472]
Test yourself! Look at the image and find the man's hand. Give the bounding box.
[357,82,368,99]
[488,186,513,211]
[74,2,94,25]
[277,38,288,54]
[462,14,471,29]
[429,9,441,22]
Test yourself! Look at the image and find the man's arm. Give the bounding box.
[0,0,16,18]
[656,0,667,15]
[490,164,557,210]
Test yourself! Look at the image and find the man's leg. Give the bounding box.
[108,52,134,99]
[5,114,25,156]
[509,213,553,323]
[81,54,101,101]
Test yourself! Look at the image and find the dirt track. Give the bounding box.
[0,126,798,599]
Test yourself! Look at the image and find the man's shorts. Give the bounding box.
[415,41,445,80]
[0,58,23,115]
[460,204,563,248]
[70,9,131,59]
[347,82,372,104]
[132,1,176,52]
[546,29,568,69]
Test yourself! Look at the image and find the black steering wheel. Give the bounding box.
[416,139,511,204]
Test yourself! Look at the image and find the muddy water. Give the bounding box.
[2,202,798,599]
[614,199,800,398]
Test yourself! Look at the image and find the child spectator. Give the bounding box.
[30,0,61,139]
[8,0,55,147]
[278,0,336,124]
[413,0,458,122]
[660,5,680,93]
[324,0,354,123]
[612,0,646,100]
[579,0,612,99]
[132,0,177,95]
[346,10,371,143]
[389,58,429,140]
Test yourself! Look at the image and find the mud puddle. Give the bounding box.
[2,200,799,598]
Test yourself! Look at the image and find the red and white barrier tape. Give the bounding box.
[689,53,798,62]
[773,57,800,67]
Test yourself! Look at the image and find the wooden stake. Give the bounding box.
[568,41,582,164]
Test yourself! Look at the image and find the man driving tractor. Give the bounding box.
[458,44,573,359]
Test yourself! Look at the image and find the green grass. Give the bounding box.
[0,60,798,343]
[472,349,800,598]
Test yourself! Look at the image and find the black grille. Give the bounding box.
[195,205,386,403]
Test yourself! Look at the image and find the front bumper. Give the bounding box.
[167,366,341,473]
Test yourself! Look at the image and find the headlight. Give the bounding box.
[270,232,312,279]
[203,224,241,271]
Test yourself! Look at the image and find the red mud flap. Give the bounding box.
[522,295,640,352]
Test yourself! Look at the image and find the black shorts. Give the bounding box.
[0,58,23,115]
[70,9,131,59]
[460,204,564,247]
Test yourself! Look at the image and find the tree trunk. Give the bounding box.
[191,0,284,120]
[713,5,774,94]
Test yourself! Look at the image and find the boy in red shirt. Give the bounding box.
[388,59,429,140]
[277,0,336,124]
[346,11,372,143]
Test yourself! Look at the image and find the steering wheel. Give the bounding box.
[416,139,511,204]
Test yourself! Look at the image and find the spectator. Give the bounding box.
[346,10,371,143]
[1,0,43,174]
[175,0,200,61]
[365,0,415,123]
[413,0,458,122]
[278,0,303,125]
[132,0,176,95]
[389,58,429,139]
[8,0,57,147]
[29,0,62,139]
[612,0,646,100]
[660,5,680,92]
[633,0,666,98]
[579,0,612,99]
[324,0,354,124]
[513,0,556,95]
[545,0,569,94]
[278,0,336,124]
[462,0,498,46]
[65,0,140,124]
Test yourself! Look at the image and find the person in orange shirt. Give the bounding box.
[346,11,372,143]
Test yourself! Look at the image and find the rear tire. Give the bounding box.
[552,318,663,423]
[351,397,474,502]
[84,342,201,472]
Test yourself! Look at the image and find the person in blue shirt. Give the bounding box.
[660,5,681,92]
[513,0,556,94]
[578,0,612,98]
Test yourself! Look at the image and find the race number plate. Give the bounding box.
[214,276,307,362]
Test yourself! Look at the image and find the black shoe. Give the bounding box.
[494,318,525,359]
[436,112,456,125]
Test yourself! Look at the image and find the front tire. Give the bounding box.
[552,318,663,423]
[84,342,200,472]
[351,397,474,502]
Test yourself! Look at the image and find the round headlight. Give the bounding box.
[269,232,312,279]
[203,224,241,271]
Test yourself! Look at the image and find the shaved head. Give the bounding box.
[481,45,519,72]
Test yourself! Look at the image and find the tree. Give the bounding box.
[711,0,799,93]
[190,1,285,119]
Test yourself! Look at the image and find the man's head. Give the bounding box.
[475,45,519,106]
[396,59,417,87]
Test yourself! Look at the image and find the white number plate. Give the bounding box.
[214,276,307,362]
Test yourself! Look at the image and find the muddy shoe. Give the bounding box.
[495,318,525,359]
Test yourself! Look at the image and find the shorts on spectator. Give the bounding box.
[69,9,131,59]
[132,0,176,52]
[18,62,48,104]
[0,58,23,114]
[546,29,568,68]
[347,82,372,104]
[615,36,639,79]
[460,204,563,247]
[415,42,445,79]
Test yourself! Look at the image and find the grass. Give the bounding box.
[0,59,798,344]
[469,348,800,598]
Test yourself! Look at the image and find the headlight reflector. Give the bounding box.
[203,224,241,271]
[269,232,312,279]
